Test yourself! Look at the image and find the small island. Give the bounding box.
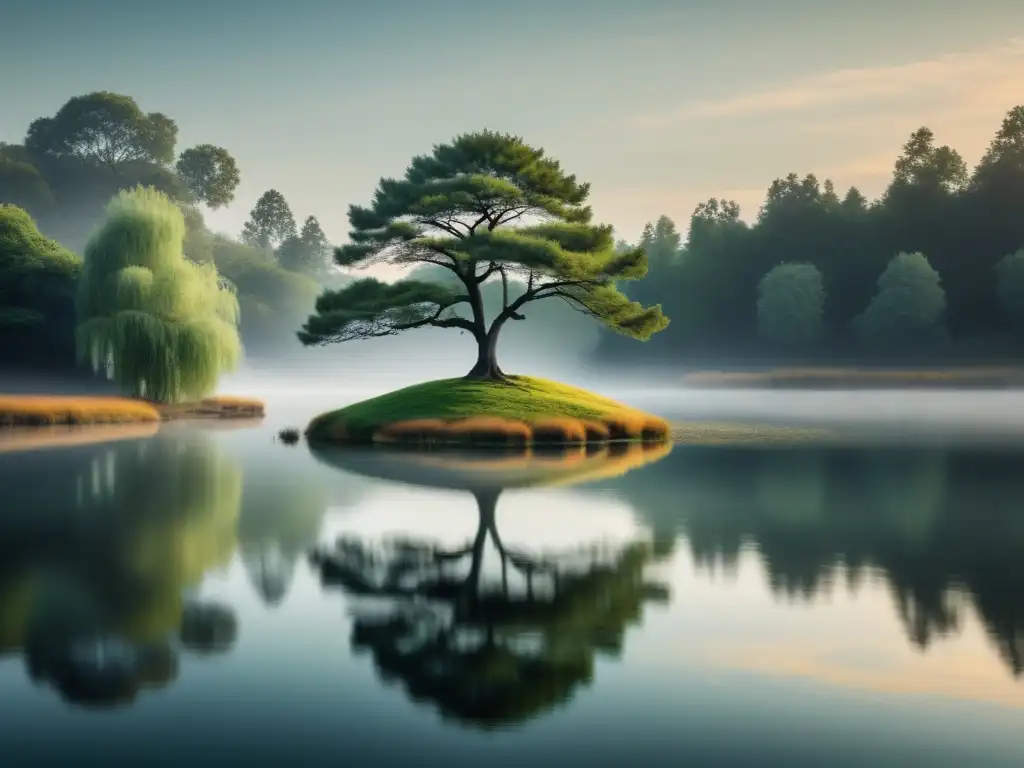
[306,375,668,447]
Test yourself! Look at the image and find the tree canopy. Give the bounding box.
[277,215,332,276]
[1,92,240,254]
[241,189,296,251]
[0,205,80,366]
[26,92,178,171]
[298,130,668,378]
[175,144,240,209]
[76,186,242,402]
[756,263,826,348]
[852,252,946,350]
[595,105,1024,365]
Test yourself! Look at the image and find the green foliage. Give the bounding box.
[852,252,946,349]
[26,92,177,170]
[595,105,1024,365]
[0,92,244,254]
[277,215,332,276]
[890,127,968,194]
[300,277,463,345]
[305,130,667,377]
[175,145,240,209]
[210,235,319,355]
[757,263,825,348]
[76,187,242,402]
[0,155,54,216]
[0,205,81,366]
[241,189,296,251]
[995,250,1024,327]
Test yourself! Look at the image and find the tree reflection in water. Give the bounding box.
[236,459,328,608]
[612,445,1024,678]
[0,431,243,708]
[309,443,674,728]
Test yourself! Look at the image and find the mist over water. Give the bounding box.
[209,335,1024,444]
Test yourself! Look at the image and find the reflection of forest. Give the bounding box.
[610,446,1024,678]
[0,430,329,707]
[311,487,673,728]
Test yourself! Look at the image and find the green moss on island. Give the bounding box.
[305,376,670,447]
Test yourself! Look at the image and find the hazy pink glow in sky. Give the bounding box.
[3,2,1023,252]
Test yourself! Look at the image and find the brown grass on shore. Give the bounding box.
[0,394,265,429]
[682,367,1024,388]
[367,411,671,448]
[156,396,265,420]
[445,417,533,446]
[530,417,588,445]
[0,395,162,427]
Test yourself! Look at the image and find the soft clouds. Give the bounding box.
[633,36,1024,127]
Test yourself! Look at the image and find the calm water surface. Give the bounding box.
[1,388,1024,767]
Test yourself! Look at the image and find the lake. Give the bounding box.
[1,386,1024,767]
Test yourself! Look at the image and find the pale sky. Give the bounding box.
[3,0,1024,245]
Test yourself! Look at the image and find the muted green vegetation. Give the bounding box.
[756,263,825,349]
[0,205,80,367]
[0,91,329,367]
[598,108,1024,366]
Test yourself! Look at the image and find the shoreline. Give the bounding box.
[679,367,1024,389]
[0,394,265,428]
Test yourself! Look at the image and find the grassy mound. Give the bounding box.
[306,376,669,447]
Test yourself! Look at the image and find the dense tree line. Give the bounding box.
[0,92,337,366]
[598,106,1024,365]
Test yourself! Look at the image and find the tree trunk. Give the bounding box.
[465,331,505,380]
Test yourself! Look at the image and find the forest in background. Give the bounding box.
[4,91,1024,375]
[0,92,343,367]
[600,106,1024,367]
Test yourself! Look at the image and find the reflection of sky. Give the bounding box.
[3,434,1024,766]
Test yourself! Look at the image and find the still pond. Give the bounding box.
[1,387,1023,767]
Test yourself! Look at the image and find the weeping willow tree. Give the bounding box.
[76,186,241,402]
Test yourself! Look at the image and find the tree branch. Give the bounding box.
[476,261,501,283]
[421,218,464,239]
[485,279,592,336]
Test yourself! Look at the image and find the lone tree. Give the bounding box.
[297,130,668,379]
[311,487,671,728]
[175,144,240,209]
